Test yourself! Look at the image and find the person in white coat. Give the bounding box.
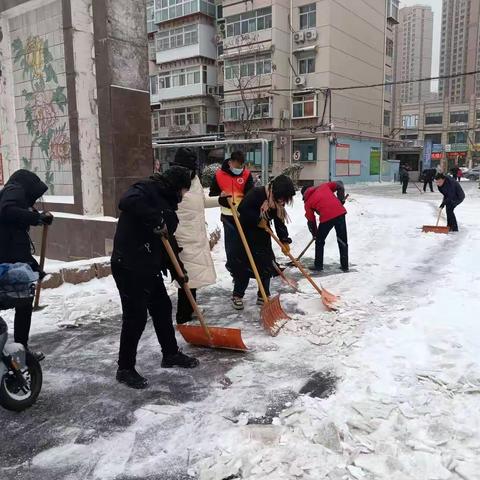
[171,148,217,323]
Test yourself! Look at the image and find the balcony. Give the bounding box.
[156,83,207,101]
[154,0,215,24]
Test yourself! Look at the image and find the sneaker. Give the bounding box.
[256,296,265,306]
[28,350,45,362]
[116,368,149,389]
[161,350,199,369]
[231,296,244,310]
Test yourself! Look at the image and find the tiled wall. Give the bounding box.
[8,0,73,196]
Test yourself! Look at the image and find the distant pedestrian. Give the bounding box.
[254,174,262,187]
[422,168,435,192]
[435,173,465,232]
[399,165,410,194]
[301,181,348,272]
[457,168,463,181]
[450,166,459,181]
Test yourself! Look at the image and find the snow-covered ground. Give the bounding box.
[2,181,480,480]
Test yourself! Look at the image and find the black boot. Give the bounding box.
[27,349,45,362]
[161,350,199,369]
[116,368,149,389]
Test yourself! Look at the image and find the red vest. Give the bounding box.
[215,168,251,214]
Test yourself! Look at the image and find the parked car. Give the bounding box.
[466,166,480,180]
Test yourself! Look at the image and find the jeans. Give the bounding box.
[315,214,349,270]
[233,272,270,299]
[112,263,178,370]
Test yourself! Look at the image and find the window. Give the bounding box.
[155,0,215,22]
[292,94,316,118]
[384,110,391,128]
[225,7,272,37]
[156,24,198,51]
[298,55,315,74]
[153,107,206,131]
[475,131,480,143]
[401,114,418,129]
[425,112,443,125]
[223,98,271,121]
[224,55,271,80]
[299,3,316,30]
[292,139,317,162]
[386,38,394,57]
[384,75,392,95]
[476,110,480,122]
[450,111,468,124]
[152,111,160,133]
[424,133,442,144]
[158,66,203,89]
[448,131,467,144]
[150,76,158,95]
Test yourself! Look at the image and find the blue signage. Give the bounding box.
[423,140,432,169]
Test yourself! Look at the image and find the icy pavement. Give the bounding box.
[1,181,480,480]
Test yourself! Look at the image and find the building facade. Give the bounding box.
[394,5,433,104]
[150,0,400,184]
[439,0,480,103]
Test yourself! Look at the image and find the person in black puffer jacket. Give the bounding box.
[233,175,295,310]
[111,166,199,389]
[435,172,465,232]
[0,169,53,356]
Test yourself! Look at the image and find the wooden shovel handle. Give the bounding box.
[265,226,324,297]
[227,197,269,303]
[33,225,48,309]
[296,237,315,262]
[161,236,212,341]
[436,208,443,227]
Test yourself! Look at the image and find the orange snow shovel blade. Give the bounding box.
[177,325,247,351]
[422,209,450,234]
[162,237,247,352]
[319,284,340,311]
[260,295,291,337]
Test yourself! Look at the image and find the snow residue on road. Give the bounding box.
[5,182,480,480]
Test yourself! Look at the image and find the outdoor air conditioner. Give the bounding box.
[207,86,217,95]
[305,29,317,41]
[293,31,305,43]
[218,23,226,34]
[294,75,306,87]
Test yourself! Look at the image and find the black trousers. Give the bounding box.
[402,178,409,194]
[176,287,196,324]
[112,263,178,370]
[14,300,33,348]
[423,180,433,192]
[315,214,348,270]
[446,202,459,231]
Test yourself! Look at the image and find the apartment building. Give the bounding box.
[439,0,480,104]
[149,0,400,184]
[394,5,434,104]
[148,0,220,146]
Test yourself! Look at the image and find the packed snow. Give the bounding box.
[2,181,480,480]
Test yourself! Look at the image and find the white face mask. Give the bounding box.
[230,167,243,175]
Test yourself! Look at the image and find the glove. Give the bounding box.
[153,223,168,237]
[258,218,268,229]
[307,220,317,238]
[175,271,189,286]
[38,211,53,225]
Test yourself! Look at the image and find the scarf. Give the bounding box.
[260,186,290,223]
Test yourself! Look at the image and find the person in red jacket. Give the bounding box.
[301,181,348,272]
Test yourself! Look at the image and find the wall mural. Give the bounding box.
[9,1,73,196]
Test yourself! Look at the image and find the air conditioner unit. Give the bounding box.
[294,75,306,87]
[305,29,317,41]
[218,23,226,34]
[293,31,305,43]
[207,86,218,95]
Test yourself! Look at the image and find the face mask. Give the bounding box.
[230,167,243,175]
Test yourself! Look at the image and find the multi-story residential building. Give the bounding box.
[394,5,434,104]
[390,97,480,174]
[149,0,400,184]
[439,0,480,104]
[148,0,220,149]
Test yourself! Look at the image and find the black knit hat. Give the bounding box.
[173,147,196,171]
[271,175,296,201]
[162,165,192,192]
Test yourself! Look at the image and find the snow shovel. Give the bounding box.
[161,237,247,351]
[227,197,290,336]
[33,225,49,311]
[265,226,339,312]
[422,208,450,234]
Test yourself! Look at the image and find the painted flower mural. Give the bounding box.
[12,35,68,194]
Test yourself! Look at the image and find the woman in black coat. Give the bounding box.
[232,175,295,310]
[0,170,52,357]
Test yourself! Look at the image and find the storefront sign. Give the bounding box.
[335,143,360,176]
[432,144,443,153]
[445,143,468,152]
[447,151,466,159]
[431,152,443,160]
[423,140,432,169]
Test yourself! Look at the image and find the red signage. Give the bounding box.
[447,152,466,159]
[431,153,443,160]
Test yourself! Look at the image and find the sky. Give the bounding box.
[400,0,442,90]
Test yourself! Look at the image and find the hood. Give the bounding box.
[302,186,315,203]
[221,159,245,177]
[6,169,48,206]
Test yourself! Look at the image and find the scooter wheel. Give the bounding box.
[0,351,43,412]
